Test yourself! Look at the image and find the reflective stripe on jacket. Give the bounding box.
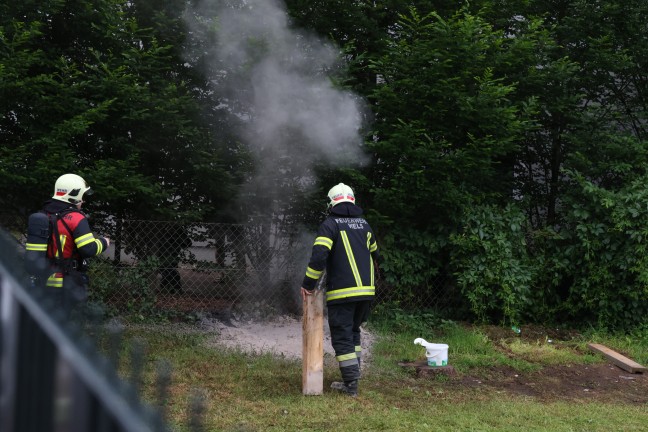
[302,203,380,304]
[42,201,107,288]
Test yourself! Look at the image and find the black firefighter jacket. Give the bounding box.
[302,202,381,304]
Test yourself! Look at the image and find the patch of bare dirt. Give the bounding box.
[478,323,583,344]
[436,324,648,404]
[450,363,648,404]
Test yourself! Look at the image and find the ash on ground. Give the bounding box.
[201,315,375,364]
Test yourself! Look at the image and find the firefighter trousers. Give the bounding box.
[327,300,372,383]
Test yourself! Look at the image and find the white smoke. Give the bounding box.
[184,0,370,305]
[217,0,367,164]
[185,0,369,204]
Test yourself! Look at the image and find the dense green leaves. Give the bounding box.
[363,7,532,315]
[1,0,647,329]
[450,203,534,325]
[0,0,238,230]
[368,8,530,222]
[323,1,647,329]
[533,170,648,329]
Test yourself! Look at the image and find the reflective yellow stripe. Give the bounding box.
[355,346,362,353]
[75,233,95,248]
[305,266,322,280]
[340,231,362,287]
[314,236,333,250]
[26,243,47,251]
[368,232,378,252]
[326,286,375,301]
[94,238,104,254]
[337,352,358,367]
[46,274,63,288]
[54,235,67,258]
[336,352,357,362]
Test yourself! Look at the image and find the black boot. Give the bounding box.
[330,380,358,397]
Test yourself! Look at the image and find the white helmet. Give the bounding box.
[327,183,355,207]
[52,173,93,204]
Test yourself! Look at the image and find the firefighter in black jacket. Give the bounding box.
[26,173,110,312]
[301,183,381,397]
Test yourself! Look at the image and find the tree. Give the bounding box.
[502,0,648,327]
[364,7,533,305]
[0,0,240,233]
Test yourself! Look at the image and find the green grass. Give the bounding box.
[117,321,648,432]
[370,320,560,373]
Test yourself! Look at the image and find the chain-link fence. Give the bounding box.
[84,220,457,318]
[88,220,304,318]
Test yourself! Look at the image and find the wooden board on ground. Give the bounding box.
[302,288,324,395]
[587,343,647,374]
[398,360,457,378]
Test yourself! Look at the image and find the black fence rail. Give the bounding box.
[0,229,204,432]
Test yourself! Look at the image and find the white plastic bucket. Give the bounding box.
[414,338,449,367]
[424,343,448,367]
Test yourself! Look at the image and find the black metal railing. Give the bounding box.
[0,229,167,432]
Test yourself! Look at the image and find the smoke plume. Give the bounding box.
[184,0,371,309]
[185,0,369,216]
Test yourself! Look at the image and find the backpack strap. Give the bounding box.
[48,208,80,274]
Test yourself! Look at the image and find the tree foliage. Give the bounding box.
[1,0,647,329]
[0,0,239,230]
[290,1,648,328]
[364,7,533,308]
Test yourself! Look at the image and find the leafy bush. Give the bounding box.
[371,303,454,336]
[449,203,535,325]
[122,256,161,318]
[89,256,161,319]
[376,227,447,305]
[535,172,648,330]
[88,257,122,316]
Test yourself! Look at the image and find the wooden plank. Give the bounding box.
[587,343,647,373]
[302,288,324,395]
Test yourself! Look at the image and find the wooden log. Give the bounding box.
[587,343,647,374]
[302,288,324,395]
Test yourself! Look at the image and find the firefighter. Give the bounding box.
[301,183,381,397]
[28,173,110,312]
